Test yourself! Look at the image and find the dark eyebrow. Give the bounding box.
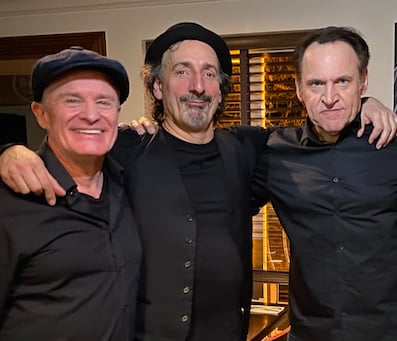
[336,75,353,81]
[174,61,218,71]
[306,78,323,85]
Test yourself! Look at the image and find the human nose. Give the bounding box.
[322,84,338,107]
[189,72,205,94]
[81,100,100,122]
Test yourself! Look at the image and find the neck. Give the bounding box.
[51,147,105,198]
[313,125,340,144]
[73,171,104,198]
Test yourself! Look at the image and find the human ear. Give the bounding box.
[153,79,163,100]
[295,78,303,103]
[360,69,369,96]
[31,102,49,130]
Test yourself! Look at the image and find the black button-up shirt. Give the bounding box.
[253,116,397,341]
[0,143,142,340]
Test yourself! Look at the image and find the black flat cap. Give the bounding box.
[145,22,232,76]
[31,46,129,104]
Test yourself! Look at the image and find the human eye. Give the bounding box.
[97,98,115,109]
[204,70,217,78]
[308,79,323,87]
[337,77,350,85]
[65,96,81,105]
[175,66,189,76]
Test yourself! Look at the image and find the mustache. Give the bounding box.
[180,94,212,103]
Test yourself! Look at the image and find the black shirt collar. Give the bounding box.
[37,139,124,205]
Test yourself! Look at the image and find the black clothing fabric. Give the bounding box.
[112,126,268,341]
[163,131,243,340]
[253,115,397,341]
[0,143,142,341]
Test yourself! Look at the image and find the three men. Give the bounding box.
[1,24,397,341]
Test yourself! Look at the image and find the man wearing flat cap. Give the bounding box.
[0,23,396,341]
[0,47,142,340]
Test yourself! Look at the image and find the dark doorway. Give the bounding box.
[0,113,27,145]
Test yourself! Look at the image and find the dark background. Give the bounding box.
[0,113,27,145]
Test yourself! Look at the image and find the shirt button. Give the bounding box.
[332,177,339,183]
[186,214,193,222]
[69,189,78,196]
[183,286,190,294]
[338,245,345,251]
[181,315,189,323]
[184,261,191,268]
[185,237,193,244]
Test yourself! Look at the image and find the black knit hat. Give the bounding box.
[145,22,232,76]
[31,46,129,104]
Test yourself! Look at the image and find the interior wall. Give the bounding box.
[0,0,396,123]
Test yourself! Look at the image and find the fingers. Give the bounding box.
[130,116,157,135]
[130,119,146,136]
[374,114,397,149]
[368,125,383,148]
[11,164,64,206]
[0,145,37,192]
[3,172,31,195]
[366,114,397,149]
[118,122,130,129]
[359,97,397,148]
[139,116,157,134]
[51,176,66,197]
[44,175,66,206]
[356,125,365,138]
[0,145,63,206]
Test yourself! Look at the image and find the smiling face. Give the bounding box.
[31,69,120,166]
[153,40,222,143]
[295,41,368,143]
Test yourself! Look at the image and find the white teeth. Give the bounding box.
[77,129,102,134]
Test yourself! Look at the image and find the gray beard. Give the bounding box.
[185,107,209,129]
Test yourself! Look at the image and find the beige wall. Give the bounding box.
[0,0,396,122]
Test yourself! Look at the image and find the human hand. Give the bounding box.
[0,145,65,206]
[358,97,397,149]
[129,116,157,135]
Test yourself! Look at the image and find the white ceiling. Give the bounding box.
[0,0,222,17]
